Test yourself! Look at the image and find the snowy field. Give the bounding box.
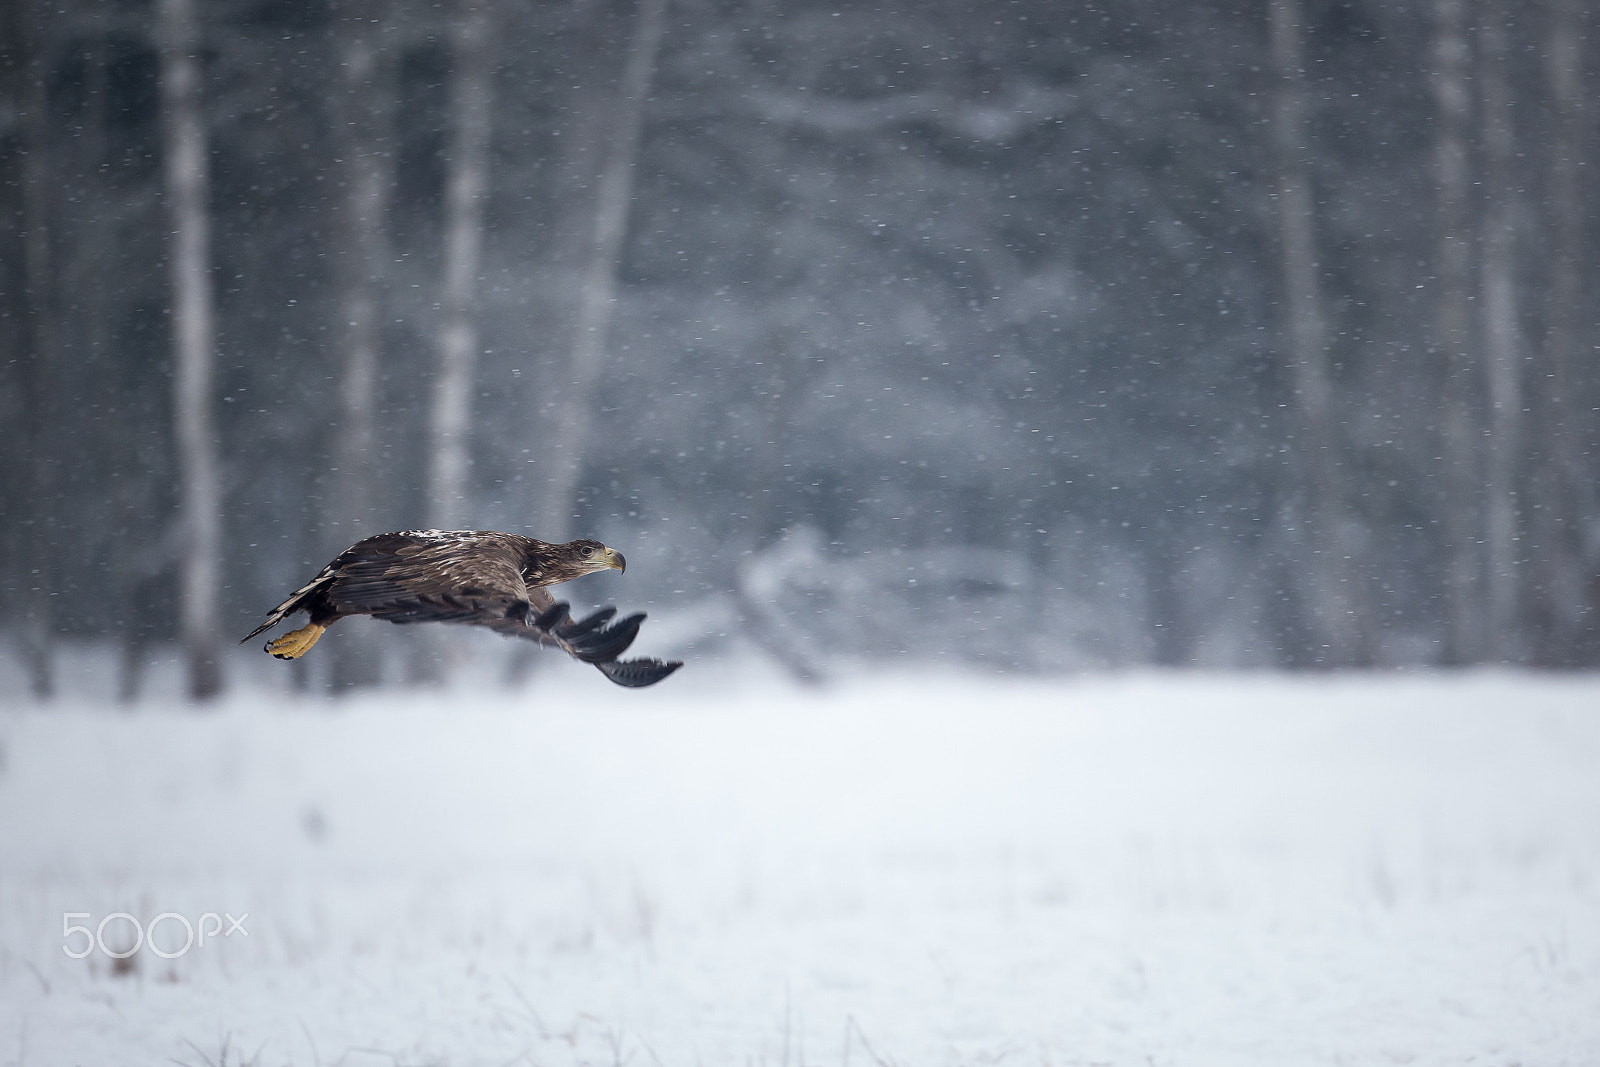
[2,662,1599,1066]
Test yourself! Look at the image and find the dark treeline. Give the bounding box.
[2,0,1596,699]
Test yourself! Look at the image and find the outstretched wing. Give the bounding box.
[483,586,683,688]
[325,531,531,627]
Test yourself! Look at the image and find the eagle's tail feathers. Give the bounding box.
[242,572,333,644]
[241,619,277,644]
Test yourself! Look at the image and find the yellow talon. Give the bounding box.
[265,622,327,660]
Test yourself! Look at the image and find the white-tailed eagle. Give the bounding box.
[243,530,681,687]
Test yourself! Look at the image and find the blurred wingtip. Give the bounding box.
[597,657,683,688]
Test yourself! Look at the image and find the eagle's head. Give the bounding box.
[563,538,627,576]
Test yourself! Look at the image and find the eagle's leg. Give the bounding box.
[265,621,328,660]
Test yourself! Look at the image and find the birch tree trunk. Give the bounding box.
[159,0,224,700]
[1430,0,1483,664]
[535,0,666,539]
[1532,0,1590,663]
[427,0,495,532]
[17,0,58,699]
[330,5,395,690]
[1477,2,1523,661]
[333,10,392,539]
[502,0,666,686]
[1268,0,1359,666]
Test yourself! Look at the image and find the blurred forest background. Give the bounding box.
[1,0,1596,700]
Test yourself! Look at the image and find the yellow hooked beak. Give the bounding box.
[604,547,626,573]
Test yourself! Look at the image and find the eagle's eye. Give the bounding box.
[585,546,598,557]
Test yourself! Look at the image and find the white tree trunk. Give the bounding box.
[330,8,395,690]
[333,19,390,535]
[536,0,666,539]
[427,0,495,532]
[1533,0,1589,662]
[1268,0,1359,666]
[1477,3,1522,661]
[160,0,223,700]
[1430,0,1482,664]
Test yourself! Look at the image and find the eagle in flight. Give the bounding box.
[243,530,682,687]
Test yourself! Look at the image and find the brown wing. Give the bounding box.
[482,585,684,688]
[323,531,532,627]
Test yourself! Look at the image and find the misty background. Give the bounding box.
[2,0,1595,701]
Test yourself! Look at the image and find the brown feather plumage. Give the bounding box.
[243,530,680,687]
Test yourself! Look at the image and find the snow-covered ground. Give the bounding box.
[2,664,1599,1066]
